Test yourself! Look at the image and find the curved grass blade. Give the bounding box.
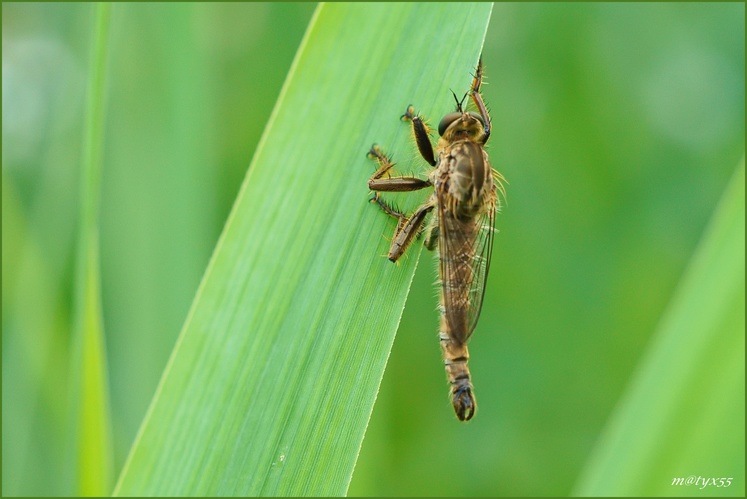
[67,2,114,495]
[114,3,494,496]
[574,158,745,496]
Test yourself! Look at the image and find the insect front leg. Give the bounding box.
[470,57,491,144]
[401,106,437,167]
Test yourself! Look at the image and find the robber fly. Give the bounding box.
[366,58,506,421]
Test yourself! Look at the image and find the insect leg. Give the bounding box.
[469,57,491,145]
[368,193,408,239]
[423,219,439,251]
[387,199,435,262]
[367,143,395,179]
[401,106,437,167]
[367,145,432,192]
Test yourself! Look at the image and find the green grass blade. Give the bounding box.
[574,157,745,496]
[68,2,114,495]
[113,3,493,496]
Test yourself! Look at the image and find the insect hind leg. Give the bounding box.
[424,220,439,251]
[386,200,434,262]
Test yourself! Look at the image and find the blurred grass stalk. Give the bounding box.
[575,157,745,496]
[67,2,114,495]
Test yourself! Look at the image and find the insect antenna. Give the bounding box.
[450,90,468,112]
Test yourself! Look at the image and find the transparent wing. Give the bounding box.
[437,197,496,343]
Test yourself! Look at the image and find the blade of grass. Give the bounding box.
[114,3,493,496]
[574,157,745,496]
[67,2,114,495]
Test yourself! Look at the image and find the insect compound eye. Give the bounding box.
[438,112,462,136]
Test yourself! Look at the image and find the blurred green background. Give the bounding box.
[2,2,744,496]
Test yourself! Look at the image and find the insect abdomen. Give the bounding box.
[439,316,476,421]
[437,208,481,421]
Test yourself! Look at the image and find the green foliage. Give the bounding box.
[3,3,743,497]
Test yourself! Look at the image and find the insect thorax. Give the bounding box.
[434,140,493,218]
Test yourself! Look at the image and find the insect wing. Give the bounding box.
[437,198,496,343]
[466,203,495,338]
